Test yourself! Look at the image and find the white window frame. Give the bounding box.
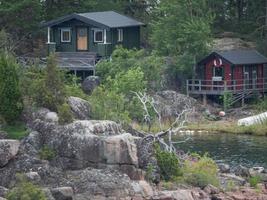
[94,29,104,43]
[118,29,123,42]
[61,28,71,43]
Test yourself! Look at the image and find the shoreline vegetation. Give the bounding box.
[186,120,267,136]
[132,119,267,137]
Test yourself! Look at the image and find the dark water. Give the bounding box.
[175,132,267,168]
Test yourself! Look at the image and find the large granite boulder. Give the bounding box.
[31,117,140,178]
[67,96,91,120]
[82,76,100,94]
[0,140,20,167]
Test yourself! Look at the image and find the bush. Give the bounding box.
[155,144,182,181]
[6,174,46,200]
[58,103,73,125]
[249,175,262,188]
[36,54,66,112]
[39,145,56,161]
[0,53,23,124]
[183,154,219,188]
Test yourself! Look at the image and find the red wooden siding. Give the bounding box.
[233,65,243,90]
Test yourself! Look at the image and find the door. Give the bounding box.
[77,28,88,51]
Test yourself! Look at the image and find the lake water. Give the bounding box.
[175,132,267,169]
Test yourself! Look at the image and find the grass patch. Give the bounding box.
[1,121,29,140]
[187,121,267,136]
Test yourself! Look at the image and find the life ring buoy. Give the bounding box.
[213,58,222,67]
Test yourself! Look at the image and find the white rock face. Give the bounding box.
[45,112,59,123]
[0,140,20,167]
[67,96,91,120]
[238,112,267,126]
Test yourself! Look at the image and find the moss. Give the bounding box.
[1,121,29,140]
[39,145,56,161]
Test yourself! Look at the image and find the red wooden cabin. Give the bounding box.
[187,50,267,105]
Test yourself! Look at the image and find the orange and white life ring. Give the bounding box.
[213,58,223,67]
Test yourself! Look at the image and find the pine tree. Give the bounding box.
[0,53,23,123]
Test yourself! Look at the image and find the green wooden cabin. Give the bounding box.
[41,11,144,57]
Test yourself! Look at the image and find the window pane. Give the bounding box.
[62,31,70,41]
[95,31,103,42]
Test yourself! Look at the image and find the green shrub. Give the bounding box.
[155,144,182,181]
[249,176,262,188]
[36,54,66,112]
[145,163,155,183]
[39,145,56,161]
[0,53,23,124]
[58,103,73,125]
[6,174,46,200]
[183,154,219,188]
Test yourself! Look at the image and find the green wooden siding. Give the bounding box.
[50,19,141,56]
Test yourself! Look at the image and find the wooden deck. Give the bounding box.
[186,78,267,96]
[18,52,97,73]
[55,52,97,73]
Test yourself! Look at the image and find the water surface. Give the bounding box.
[175,132,267,168]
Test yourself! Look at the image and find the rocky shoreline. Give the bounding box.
[0,97,267,200]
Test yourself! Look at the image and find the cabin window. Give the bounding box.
[118,29,123,42]
[94,29,103,43]
[213,67,224,80]
[61,28,71,43]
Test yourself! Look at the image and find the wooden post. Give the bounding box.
[203,93,207,106]
[241,92,245,107]
[47,27,51,44]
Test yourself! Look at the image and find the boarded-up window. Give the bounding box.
[61,28,71,42]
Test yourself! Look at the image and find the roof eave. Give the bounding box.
[40,13,111,29]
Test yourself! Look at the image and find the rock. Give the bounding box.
[0,131,7,139]
[25,171,41,182]
[204,184,220,195]
[220,173,246,187]
[0,198,7,200]
[152,90,198,121]
[61,168,138,199]
[218,163,230,173]
[234,165,250,177]
[249,167,265,175]
[67,96,91,120]
[82,76,100,94]
[0,186,8,197]
[45,112,59,123]
[51,187,73,200]
[136,136,160,184]
[156,189,208,200]
[249,168,267,182]
[42,188,56,200]
[0,140,20,167]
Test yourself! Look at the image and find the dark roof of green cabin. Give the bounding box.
[41,11,145,28]
[198,50,267,65]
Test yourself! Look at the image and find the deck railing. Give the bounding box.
[186,78,267,95]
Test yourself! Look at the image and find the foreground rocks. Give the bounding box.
[67,96,91,120]
[1,107,267,199]
[0,140,20,167]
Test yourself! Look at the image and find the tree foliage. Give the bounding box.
[0,53,23,124]
[36,54,66,111]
